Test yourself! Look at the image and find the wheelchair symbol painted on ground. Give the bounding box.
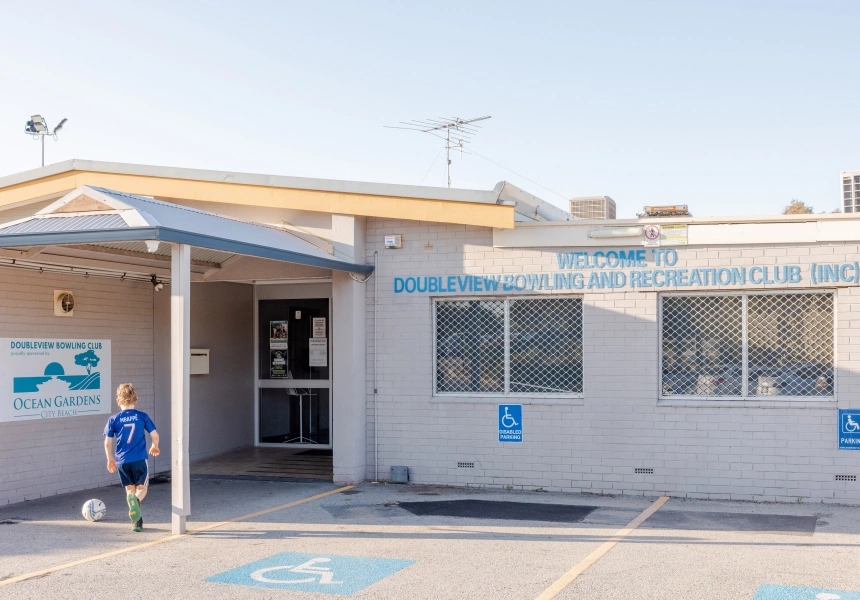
[754,584,860,600]
[250,558,343,585]
[206,551,415,595]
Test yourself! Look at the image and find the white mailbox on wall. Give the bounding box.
[190,349,210,375]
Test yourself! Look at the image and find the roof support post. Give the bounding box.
[331,215,368,484]
[170,243,191,534]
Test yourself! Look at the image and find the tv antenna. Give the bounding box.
[385,115,491,187]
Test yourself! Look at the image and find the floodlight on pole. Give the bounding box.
[24,114,69,167]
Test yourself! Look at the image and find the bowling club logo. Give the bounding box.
[13,349,102,394]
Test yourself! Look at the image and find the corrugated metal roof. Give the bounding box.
[0,214,127,234]
[0,186,374,274]
[92,241,235,264]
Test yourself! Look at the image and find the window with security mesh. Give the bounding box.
[747,293,834,397]
[509,298,583,394]
[661,292,834,399]
[435,299,505,393]
[661,295,743,396]
[434,297,583,396]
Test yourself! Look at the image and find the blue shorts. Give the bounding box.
[117,460,149,487]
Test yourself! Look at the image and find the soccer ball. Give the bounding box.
[82,499,106,522]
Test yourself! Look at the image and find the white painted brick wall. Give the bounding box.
[364,218,860,503]
[0,269,153,506]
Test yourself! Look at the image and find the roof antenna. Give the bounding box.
[385,116,491,188]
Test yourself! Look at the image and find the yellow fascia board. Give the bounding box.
[0,171,515,229]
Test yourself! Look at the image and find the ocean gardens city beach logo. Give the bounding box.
[14,349,102,393]
[0,339,112,422]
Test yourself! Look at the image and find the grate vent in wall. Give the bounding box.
[457,462,475,469]
[835,475,857,482]
[634,468,654,475]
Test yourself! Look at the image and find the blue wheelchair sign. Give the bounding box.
[498,404,522,443]
[838,409,860,450]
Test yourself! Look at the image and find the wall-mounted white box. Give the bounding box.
[190,349,210,375]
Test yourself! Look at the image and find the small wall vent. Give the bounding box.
[635,468,654,475]
[835,474,857,482]
[457,462,474,469]
[54,290,74,317]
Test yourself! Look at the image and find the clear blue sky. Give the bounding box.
[1,1,857,218]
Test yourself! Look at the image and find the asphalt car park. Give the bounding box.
[1,478,858,599]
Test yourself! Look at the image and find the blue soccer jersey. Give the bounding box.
[104,409,156,464]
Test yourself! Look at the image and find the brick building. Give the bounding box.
[0,161,857,528]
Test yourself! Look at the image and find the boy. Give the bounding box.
[104,383,160,532]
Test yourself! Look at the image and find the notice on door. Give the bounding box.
[312,318,326,338]
[270,350,288,378]
[309,338,327,367]
[270,321,288,350]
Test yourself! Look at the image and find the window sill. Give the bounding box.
[657,398,837,409]
[431,395,584,406]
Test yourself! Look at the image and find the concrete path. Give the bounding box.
[0,479,858,599]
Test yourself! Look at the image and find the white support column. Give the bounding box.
[170,243,191,534]
[331,214,368,484]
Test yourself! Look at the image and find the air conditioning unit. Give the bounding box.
[54,290,75,317]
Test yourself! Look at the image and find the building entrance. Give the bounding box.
[256,290,332,448]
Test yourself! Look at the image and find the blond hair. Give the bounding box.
[116,383,139,408]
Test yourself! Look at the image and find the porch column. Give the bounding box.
[332,214,368,484]
[170,243,191,534]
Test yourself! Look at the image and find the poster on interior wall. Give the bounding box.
[270,350,288,378]
[309,338,327,367]
[269,321,288,350]
[0,338,112,422]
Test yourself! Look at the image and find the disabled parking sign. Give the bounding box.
[838,409,860,450]
[205,552,415,596]
[499,404,522,443]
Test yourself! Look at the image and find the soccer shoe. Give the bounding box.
[127,493,141,523]
[133,518,143,533]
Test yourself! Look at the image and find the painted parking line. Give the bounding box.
[0,484,353,587]
[206,551,415,596]
[534,495,669,600]
[754,585,860,600]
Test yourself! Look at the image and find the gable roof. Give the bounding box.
[0,186,373,274]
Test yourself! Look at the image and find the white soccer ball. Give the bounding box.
[82,499,106,522]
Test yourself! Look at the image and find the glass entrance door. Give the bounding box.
[257,298,331,446]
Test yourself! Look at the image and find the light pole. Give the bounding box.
[25,115,68,167]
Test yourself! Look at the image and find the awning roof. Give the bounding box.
[0,186,373,274]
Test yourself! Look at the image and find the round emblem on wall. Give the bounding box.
[643,224,661,241]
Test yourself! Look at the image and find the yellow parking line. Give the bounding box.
[0,484,353,587]
[535,495,669,600]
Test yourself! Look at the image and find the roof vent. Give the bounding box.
[54,290,74,317]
